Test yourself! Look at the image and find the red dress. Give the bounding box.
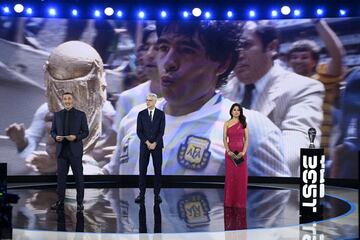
[224,206,247,230]
[224,122,248,208]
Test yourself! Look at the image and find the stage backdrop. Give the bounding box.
[0,17,358,179]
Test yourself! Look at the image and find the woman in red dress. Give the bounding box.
[223,103,248,209]
[223,103,248,230]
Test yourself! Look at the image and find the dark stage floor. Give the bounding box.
[4,184,358,239]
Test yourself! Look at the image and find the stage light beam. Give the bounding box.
[104,7,114,16]
[205,11,211,19]
[281,6,291,15]
[271,10,278,17]
[138,11,145,19]
[192,8,202,17]
[249,10,256,18]
[48,8,56,16]
[14,4,24,13]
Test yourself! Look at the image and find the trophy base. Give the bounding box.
[309,144,316,149]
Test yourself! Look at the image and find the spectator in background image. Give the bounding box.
[287,19,346,159]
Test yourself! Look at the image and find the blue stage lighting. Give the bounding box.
[94,10,101,17]
[161,10,167,18]
[204,11,211,19]
[117,10,123,17]
[3,6,10,14]
[183,11,189,18]
[72,9,78,16]
[339,9,347,16]
[316,8,324,16]
[271,10,278,17]
[48,8,56,16]
[138,11,145,19]
[249,10,256,18]
[294,9,301,17]
[26,7,32,15]
[227,11,233,18]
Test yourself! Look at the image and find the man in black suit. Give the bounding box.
[50,92,89,211]
[135,93,165,204]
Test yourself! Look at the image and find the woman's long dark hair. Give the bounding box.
[229,103,247,128]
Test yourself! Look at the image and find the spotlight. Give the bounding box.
[117,10,123,17]
[94,10,101,17]
[26,8,32,15]
[294,9,301,17]
[14,4,24,13]
[48,8,56,16]
[227,11,233,18]
[160,10,167,18]
[339,9,347,16]
[249,10,256,18]
[192,8,202,17]
[138,11,145,19]
[316,8,324,16]
[104,7,114,16]
[204,11,211,19]
[281,6,291,15]
[71,9,78,16]
[183,11,189,18]
[3,6,10,14]
[271,10,278,17]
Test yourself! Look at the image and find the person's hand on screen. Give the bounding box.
[25,151,57,174]
[5,123,27,150]
[92,145,116,162]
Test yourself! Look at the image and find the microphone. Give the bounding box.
[308,128,317,149]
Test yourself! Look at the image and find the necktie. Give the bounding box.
[64,110,70,136]
[241,84,255,109]
[149,110,153,122]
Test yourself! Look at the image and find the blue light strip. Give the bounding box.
[0,2,358,19]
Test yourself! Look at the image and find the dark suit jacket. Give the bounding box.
[137,108,165,149]
[50,108,89,158]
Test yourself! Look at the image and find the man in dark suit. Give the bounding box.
[135,93,165,204]
[50,92,89,211]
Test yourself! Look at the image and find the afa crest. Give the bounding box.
[178,135,211,170]
[177,192,210,228]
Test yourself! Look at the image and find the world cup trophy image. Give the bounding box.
[308,128,317,149]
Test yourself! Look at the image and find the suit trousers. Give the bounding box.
[139,145,162,196]
[57,143,84,204]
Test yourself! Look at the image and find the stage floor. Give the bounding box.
[6,184,359,240]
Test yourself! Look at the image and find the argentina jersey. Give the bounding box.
[107,93,290,176]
